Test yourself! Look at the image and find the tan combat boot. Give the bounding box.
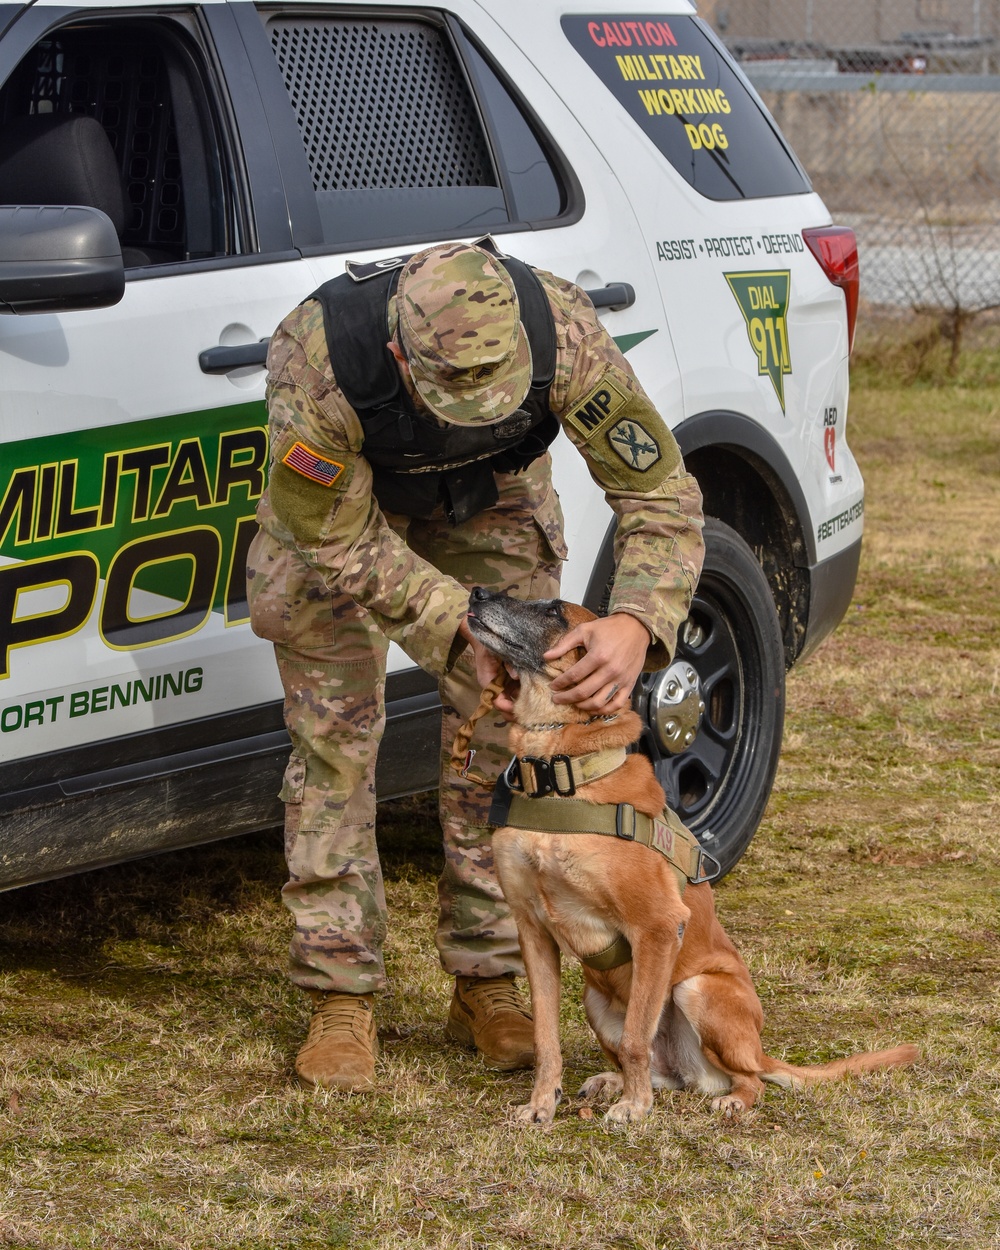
[446,974,535,1070]
[295,991,377,1091]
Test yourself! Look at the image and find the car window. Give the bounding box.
[561,14,810,201]
[260,10,566,246]
[457,35,565,224]
[0,18,235,265]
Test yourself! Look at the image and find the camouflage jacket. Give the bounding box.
[255,266,705,678]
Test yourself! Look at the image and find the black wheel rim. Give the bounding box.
[636,571,768,841]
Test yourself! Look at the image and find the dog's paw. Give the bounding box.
[603,1097,652,1124]
[513,1086,562,1126]
[577,1072,623,1102]
[514,1101,556,1126]
[711,1094,747,1118]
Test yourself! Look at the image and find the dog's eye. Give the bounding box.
[546,603,562,616]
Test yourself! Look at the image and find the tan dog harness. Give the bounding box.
[497,752,719,971]
[502,757,714,889]
[449,684,718,969]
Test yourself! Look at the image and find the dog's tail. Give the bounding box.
[759,1044,920,1091]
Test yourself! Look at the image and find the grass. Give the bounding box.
[1,328,999,1249]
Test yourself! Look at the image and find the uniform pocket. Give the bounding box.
[279,751,306,859]
[531,483,569,563]
[248,530,339,649]
[280,751,307,805]
[528,483,568,599]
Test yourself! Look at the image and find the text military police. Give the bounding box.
[247,239,705,1091]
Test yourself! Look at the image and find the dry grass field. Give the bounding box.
[0,321,998,1250]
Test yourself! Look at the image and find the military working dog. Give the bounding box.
[464,587,918,1124]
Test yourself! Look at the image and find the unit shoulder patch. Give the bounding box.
[564,368,679,492]
[282,441,346,487]
[608,417,662,473]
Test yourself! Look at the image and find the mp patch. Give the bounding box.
[282,441,346,487]
[564,372,631,442]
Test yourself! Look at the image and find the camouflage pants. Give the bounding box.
[247,457,566,993]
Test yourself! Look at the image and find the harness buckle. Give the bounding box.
[488,761,517,829]
[615,803,637,840]
[519,754,577,798]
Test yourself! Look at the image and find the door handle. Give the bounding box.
[199,340,269,374]
[585,283,635,311]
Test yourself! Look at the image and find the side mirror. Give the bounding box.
[0,204,125,314]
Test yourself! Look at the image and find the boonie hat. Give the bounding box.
[396,242,533,426]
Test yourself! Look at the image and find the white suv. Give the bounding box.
[0,1,861,888]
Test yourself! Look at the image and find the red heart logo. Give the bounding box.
[824,426,835,471]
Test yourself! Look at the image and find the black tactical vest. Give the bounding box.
[311,252,558,526]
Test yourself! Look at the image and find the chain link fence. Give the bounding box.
[701,0,1000,352]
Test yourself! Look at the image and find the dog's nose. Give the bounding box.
[470,586,490,603]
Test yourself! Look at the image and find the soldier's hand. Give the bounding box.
[544,613,650,713]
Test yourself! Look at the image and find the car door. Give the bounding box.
[0,1,309,785]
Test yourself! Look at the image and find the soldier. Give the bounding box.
[247,240,704,1091]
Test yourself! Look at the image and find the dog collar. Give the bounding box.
[508,747,628,799]
[517,712,620,732]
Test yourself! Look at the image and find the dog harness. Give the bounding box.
[448,678,718,971]
[488,749,720,971]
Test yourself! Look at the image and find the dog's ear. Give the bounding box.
[562,603,599,630]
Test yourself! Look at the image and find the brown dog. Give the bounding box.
[464,588,918,1124]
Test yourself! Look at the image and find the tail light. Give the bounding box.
[802,226,860,353]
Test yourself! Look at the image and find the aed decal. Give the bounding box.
[1,667,204,735]
[824,406,838,472]
[0,403,267,680]
[724,271,793,411]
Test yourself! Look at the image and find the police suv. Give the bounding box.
[0,1,862,889]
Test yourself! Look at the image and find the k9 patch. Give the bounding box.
[282,441,346,487]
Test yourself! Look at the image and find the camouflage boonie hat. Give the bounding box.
[396,242,533,426]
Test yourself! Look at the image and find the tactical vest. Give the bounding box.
[311,252,559,526]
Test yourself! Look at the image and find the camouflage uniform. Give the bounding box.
[247,242,704,995]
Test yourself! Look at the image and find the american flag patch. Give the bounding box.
[282,441,345,487]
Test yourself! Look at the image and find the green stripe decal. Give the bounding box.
[613,329,658,354]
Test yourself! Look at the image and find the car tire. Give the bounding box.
[633,516,785,878]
